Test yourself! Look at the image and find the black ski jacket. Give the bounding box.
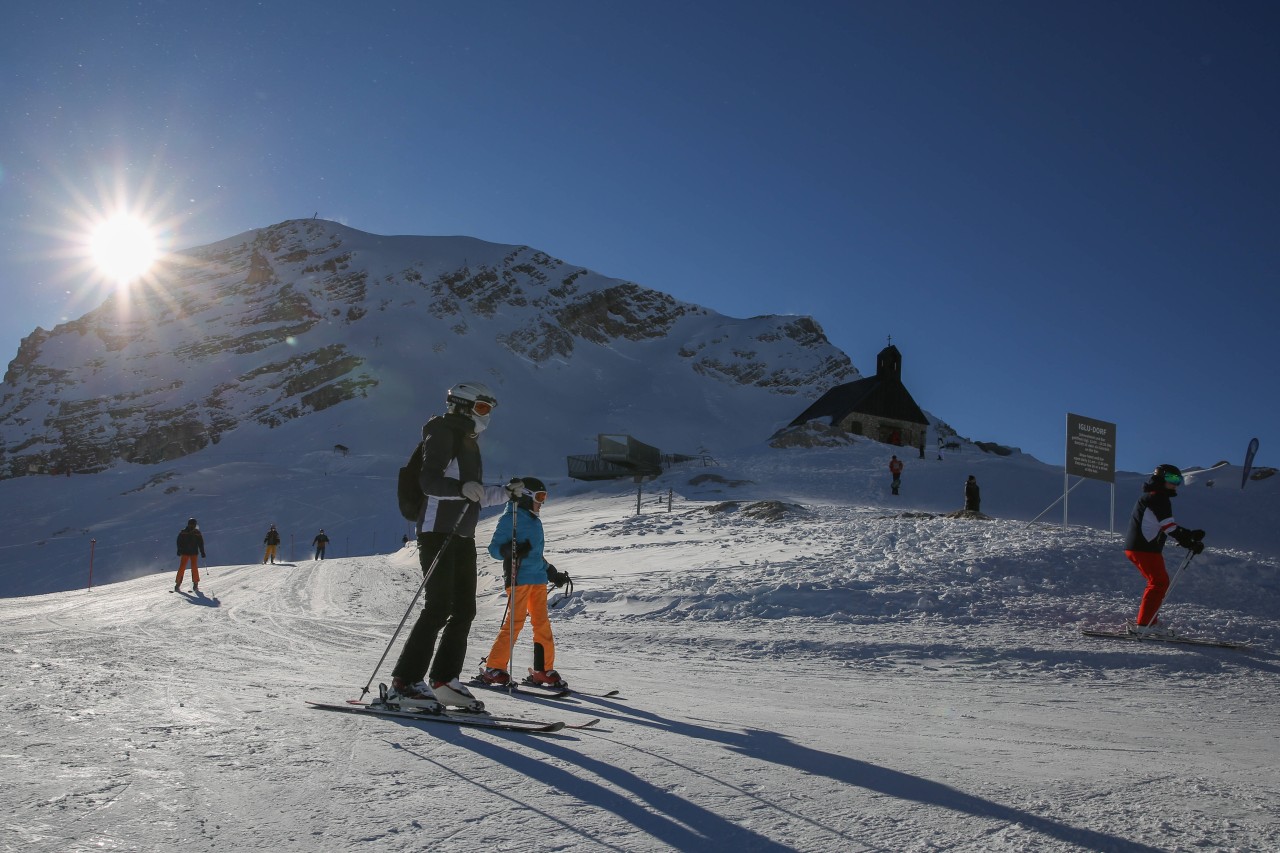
[177,527,206,557]
[418,413,485,536]
[1123,490,1178,553]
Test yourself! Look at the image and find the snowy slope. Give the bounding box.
[1,442,1277,852]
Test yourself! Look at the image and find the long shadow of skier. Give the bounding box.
[725,727,1165,853]
[176,589,220,607]
[544,699,1164,853]
[381,730,797,852]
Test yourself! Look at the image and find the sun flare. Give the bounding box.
[89,214,158,282]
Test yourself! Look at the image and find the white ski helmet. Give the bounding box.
[446,381,498,433]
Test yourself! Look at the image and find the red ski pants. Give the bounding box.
[485,583,555,673]
[176,555,201,586]
[1125,550,1168,626]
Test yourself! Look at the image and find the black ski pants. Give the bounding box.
[391,532,477,685]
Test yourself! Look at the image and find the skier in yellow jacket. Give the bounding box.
[262,524,281,564]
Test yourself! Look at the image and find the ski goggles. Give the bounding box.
[470,399,495,416]
[1162,472,1184,485]
[528,490,548,504]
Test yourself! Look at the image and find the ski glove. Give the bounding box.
[1171,527,1205,553]
[546,565,571,587]
[504,478,525,500]
[460,481,485,503]
[498,541,532,560]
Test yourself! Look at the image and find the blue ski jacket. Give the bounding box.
[487,504,548,586]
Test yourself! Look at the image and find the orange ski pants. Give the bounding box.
[1126,549,1168,626]
[485,583,555,672]
[176,555,201,586]
[263,544,278,563]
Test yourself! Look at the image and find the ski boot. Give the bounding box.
[381,678,444,714]
[431,678,485,712]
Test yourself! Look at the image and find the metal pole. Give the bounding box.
[1063,470,1068,530]
[88,539,96,590]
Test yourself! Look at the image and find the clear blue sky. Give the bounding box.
[2,2,1276,474]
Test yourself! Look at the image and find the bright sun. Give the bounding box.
[89,214,158,282]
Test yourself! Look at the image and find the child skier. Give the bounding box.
[1123,464,1205,633]
[889,455,904,495]
[478,477,572,689]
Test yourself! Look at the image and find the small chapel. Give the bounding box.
[787,341,929,452]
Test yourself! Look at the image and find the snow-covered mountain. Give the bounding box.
[0,219,855,479]
[0,219,862,594]
[1,219,1273,597]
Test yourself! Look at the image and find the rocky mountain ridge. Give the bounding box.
[0,219,859,479]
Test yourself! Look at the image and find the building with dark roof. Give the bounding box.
[787,343,929,451]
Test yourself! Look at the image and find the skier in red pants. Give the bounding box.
[1123,464,1204,633]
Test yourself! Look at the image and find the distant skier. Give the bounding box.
[312,529,330,560]
[384,381,520,711]
[1123,464,1205,633]
[175,517,206,593]
[262,524,281,564]
[964,475,981,512]
[478,477,572,689]
[889,455,904,495]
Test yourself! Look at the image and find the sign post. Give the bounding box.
[1065,413,1117,532]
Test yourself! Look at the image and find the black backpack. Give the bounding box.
[397,441,424,521]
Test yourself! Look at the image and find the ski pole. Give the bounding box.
[355,511,465,701]
[549,576,574,609]
[506,497,519,690]
[1162,549,1197,602]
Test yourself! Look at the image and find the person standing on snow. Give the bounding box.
[478,477,573,689]
[262,524,281,564]
[175,517,206,593]
[1123,464,1205,633]
[385,381,522,711]
[964,475,981,512]
[889,455,904,495]
[312,529,330,560]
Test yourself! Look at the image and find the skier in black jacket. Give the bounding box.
[312,529,329,560]
[964,475,981,512]
[1123,464,1205,633]
[175,518,206,593]
[385,381,521,711]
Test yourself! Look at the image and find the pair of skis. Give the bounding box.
[1081,627,1250,651]
[469,669,622,700]
[1081,552,1251,651]
[308,679,612,734]
[307,699,598,734]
